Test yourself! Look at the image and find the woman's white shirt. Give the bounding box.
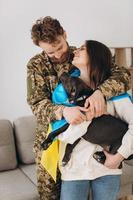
[58,96,133,181]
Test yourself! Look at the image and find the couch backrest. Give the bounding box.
[0,120,17,171]
[13,116,36,164]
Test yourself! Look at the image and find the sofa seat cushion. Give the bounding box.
[124,159,133,166]
[13,116,36,164]
[0,120,17,171]
[0,168,39,200]
[19,164,37,185]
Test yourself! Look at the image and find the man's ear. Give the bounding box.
[63,31,67,40]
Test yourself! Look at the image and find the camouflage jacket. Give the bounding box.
[27,46,131,152]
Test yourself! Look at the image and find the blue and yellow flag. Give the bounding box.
[41,69,80,182]
[41,124,59,182]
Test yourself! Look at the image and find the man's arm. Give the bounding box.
[27,58,64,125]
[85,64,131,118]
[97,64,131,100]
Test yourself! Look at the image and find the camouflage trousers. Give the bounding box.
[35,150,61,200]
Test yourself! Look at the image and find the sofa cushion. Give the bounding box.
[0,120,17,171]
[0,168,39,200]
[124,159,133,166]
[19,164,37,185]
[121,163,133,185]
[13,116,36,164]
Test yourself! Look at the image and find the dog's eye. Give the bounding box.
[71,91,75,96]
[71,88,76,95]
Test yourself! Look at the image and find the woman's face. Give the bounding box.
[72,45,89,70]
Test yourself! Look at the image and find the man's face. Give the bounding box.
[39,33,69,64]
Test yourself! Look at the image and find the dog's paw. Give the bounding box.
[93,151,106,164]
[41,140,52,150]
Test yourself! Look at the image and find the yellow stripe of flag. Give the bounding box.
[41,124,59,182]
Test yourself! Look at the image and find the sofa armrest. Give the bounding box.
[13,116,36,164]
[0,120,17,171]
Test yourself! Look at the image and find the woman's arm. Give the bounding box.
[113,96,133,159]
[104,96,133,169]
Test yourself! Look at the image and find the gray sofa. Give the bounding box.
[0,116,133,200]
[0,116,39,200]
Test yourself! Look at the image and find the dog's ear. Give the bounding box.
[60,72,70,83]
[82,86,94,97]
[59,72,73,97]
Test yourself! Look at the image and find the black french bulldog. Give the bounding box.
[41,72,133,166]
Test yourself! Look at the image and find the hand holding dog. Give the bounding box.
[84,90,106,117]
[104,151,124,169]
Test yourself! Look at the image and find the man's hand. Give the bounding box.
[84,90,106,117]
[104,151,124,169]
[63,106,88,125]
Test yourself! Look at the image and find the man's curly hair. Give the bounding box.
[31,16,64,46]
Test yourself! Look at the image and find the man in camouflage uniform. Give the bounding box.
[27,16,131,200]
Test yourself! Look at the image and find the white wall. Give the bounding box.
[0,0,133,121]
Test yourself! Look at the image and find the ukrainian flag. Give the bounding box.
[41,119,67,182]
[41,69,80,182]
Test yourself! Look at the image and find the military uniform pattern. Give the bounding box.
[98,63,131,99]
[27,46,131,200]
[35,151,61,200]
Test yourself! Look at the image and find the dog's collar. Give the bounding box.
[76,95,88,102]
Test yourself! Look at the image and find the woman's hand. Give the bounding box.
[84,90,106,117]
[85,107,95,121]
[104,151,125,169]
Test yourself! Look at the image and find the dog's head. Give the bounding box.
[60,72,93,106]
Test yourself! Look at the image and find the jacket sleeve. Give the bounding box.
[27,60,64,124]
[113,97,133,158]
[98,64,131,100]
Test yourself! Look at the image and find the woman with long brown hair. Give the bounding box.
[59,40,133,200]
